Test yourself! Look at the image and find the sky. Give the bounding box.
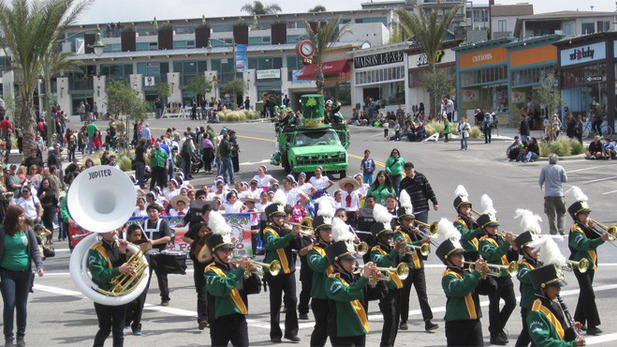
[76,0,617,25]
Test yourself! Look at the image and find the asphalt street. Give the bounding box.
[21,117,617,346]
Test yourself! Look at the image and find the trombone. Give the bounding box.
[588,219,617,242]
[563,259,589,273]
[464,260,518,279]
[404,243,430,257]
[285,217,315,236]
[415,221,439,236]
[354,263,410,284]
[232,259,282,277]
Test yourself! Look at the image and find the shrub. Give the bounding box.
[469,126,482,139]
[424,120,444,137]
[118,155,132,172]
[538,137,584,157]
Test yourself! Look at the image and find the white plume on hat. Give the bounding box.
[272,189,287,206]
[528,235,566,267]
[207,211,232,243]
[480,194,496,220]
[436,218,461,248]
[454,185,469,201]
[514,209,542,235]
[373,204,394,225]
[316,196,335,224]
[566,186,588,204]
[399,189,413,215]
[331,217,355,243]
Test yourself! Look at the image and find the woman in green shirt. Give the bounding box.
[443,113,451,143]
[384,148,405,195]
[0,205,44,346]
[366,171,395,206]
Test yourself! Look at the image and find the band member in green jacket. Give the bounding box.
[307,198,335,347]
[526,265,585,347]
[325,237,375,347]
[88,227,133,347]
[369,204,405,347]
[393,190,437,331]
[261,190,301,342]
[452,185,482,261]
[514,230,542,347]
[435,219,489,347]
[477,211,518,345]
[204,211,260,347]
[566,186,608,336]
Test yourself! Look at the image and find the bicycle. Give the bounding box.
[582,117,614,138]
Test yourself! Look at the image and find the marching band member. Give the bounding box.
[394,190,437,332]
[262,190,301,342]
[526,265,585,346]
[435,219,489,347]
[325,230,374,347]
[566,186,608,336]
[123,224,151,336]
[204,211,261,346]
[452,185,482,262]
[307,198,335,346]
[476,195,517,345]
[370,204,406,347]
[513,209,544,347]
[142,203,173,306]
[88,227,133,347]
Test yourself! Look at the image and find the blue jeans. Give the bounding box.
[221,157,234,184]
[460,135,468,150]
[390,174,402,195]
[0,269,31,339]
[521,135,528,143]
[525,151,539,162]
[88,137,94,154]
[363,173,373,184]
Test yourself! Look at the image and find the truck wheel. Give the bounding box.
[282,155,291,174]
[339,170,347,179]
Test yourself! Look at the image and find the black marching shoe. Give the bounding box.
[4,337,13,347]
[270,337,282,343]
[587,326,602,336]
[285,336,301,342]
[298,313,309,320]
[490,333,508,345]
[399,321,408,330]
[424,320,438,331]
[15,337,24,347]
[198,320,209,330]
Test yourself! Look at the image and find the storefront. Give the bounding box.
[407,40,460,117]
[455,38,513,123]
[351,43,409,112]
[506,35,561,127]
[296,59,351,104]
[555,32,617,128]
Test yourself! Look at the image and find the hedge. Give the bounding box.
[538,137,585,157]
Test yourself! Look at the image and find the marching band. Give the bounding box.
[63,163,617,347]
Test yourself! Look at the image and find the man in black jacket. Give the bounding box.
[519,114,530,143]
[399,162,439,224]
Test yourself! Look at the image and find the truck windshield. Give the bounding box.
[293,130,341,147]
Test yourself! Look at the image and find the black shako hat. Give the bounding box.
[528,265,567,291]
[206,234,234,252]
[436,239,465,265]
[326,241,356,264]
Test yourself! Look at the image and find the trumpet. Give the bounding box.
[285,217,315,236]
[355,241,369,256]
[465,260,518,279]
[564,258,589,273]
[232,259,282,277]
[355,263,410,284]
[588,219,617,241]
[404,243,430,257]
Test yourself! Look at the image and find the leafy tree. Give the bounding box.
[534,72,563,117]
[241,1,281,15]
[0,0,89,155]
[42,48,81,144]
[106,80,148,148]
[397,5,460,118]
[419,69,453,115]
[308,5,326,13]
[302,18,349,94]
[185,76,213,105]
[154,81,170,103]
[222,78,244,110]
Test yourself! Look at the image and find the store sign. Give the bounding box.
[144,76,155,87]
[462,89,479,102]
[560,42,605,67]
[416,51,444,67]
[354,51,404,69]
[292,69,311,83]
[459,47,507,69]
[256,69,281,80]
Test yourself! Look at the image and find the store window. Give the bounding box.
[563,22,575,36]
[511,66,555,87]
[581,22,595,35]
[597,21,611,33]
[460,65,507,86]
[355,65,405,86]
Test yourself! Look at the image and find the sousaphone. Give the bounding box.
[69,166,150,306]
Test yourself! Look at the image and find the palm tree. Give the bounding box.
[396,5,460,117]
[302,18,349,94]
[42,48,81,144]
[241,1,281,15]
[308,5,326,13]
[0,0,89,155]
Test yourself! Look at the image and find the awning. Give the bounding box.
[297,59,350,80]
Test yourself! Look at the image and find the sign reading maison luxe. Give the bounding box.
[354,51,404,69]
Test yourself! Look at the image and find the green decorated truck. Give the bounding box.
[270,94,350,178]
